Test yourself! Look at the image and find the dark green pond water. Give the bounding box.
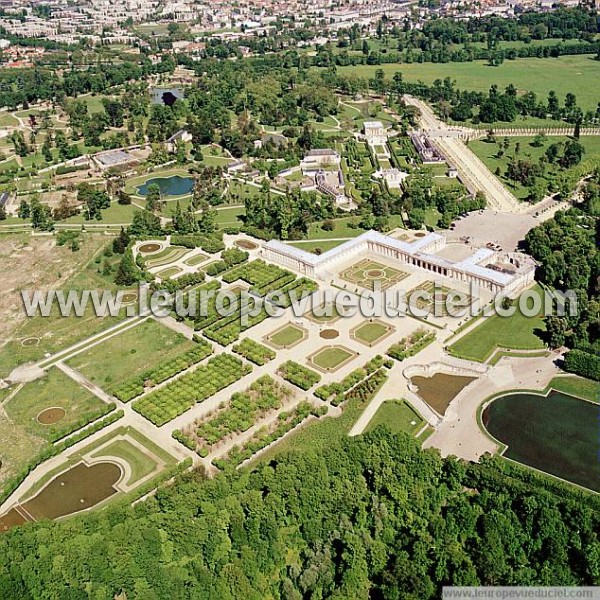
[137,176,193,197]
[482,391,600,491]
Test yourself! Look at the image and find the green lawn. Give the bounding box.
[215,205,246,227]
[267,324,306,348]
[288,240,346,253]
[364,399,425,437]
[469,136,600,199]
[63,202,138,225]
[549,376,599,404]
[66,319,195,394]
[334,55,600,112]
[0,113,18,127]
[353,321,391,345]
[183,253,209,267]
[156,266,183,279]
[3,367,108,442]
[92,439,158,485]
[307,217,365,240]
[448,286,547,362]
[310,346,356,371]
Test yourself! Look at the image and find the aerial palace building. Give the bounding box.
[263,231,536,296]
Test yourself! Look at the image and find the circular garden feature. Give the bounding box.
[138,243,162,254]
[340,259,409,291]
[37,407,66,425]
[235,239,258,251]
[22,337,40,347]
[320,329,339,340]
[121,292,138,304]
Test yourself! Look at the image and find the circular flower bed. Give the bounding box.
[234,239,258,251]
[138,243,162,254]
[37,407,66,425]
[320,329,339,340]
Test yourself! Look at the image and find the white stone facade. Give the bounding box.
[263,231,536,296]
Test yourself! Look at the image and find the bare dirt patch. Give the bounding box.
[235,239,258,250]
[138,243,162,254]
[37,407,66,425]
[320,329,339,340]
[0,234,108,346]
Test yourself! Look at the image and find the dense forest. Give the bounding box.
[0,429,598,598]
[525,168,600,359]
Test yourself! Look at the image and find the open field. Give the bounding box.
[0,235,125,377]
[4,367,108,442]
[335,55,600,112]
[470,136,600,200]
[0,367,110,489]
[364,399,425,437]
[448,286,547,362]
[66,319,195,394]
[63,202,138,225]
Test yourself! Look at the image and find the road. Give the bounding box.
[404,96,525,213]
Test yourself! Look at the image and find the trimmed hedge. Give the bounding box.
[114,338,213,402]
[387,330,436,361]
[232,338,276,366]
[133,354,252,426]
[564,349,600,382]
[277,361,321,391]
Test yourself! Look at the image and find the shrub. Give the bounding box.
[387,330,435,361]
[277,361,321,391]
[232,338,276,366]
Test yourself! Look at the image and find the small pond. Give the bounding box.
[22,462,122,521]
[137,176,194,197]
[482,391,600,492]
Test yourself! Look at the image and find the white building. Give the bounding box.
[363,121,387,146]
[263,230,536,295]
[380,168,409,190]
[300,149,341,173]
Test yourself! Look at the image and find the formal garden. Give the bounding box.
[277,361,321,391]
[340,259,409,291]
[133,354,253,426]
[308,345,358,373]
[178,376,295,457]
[264,323,308,350]
[350,319,395,347]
